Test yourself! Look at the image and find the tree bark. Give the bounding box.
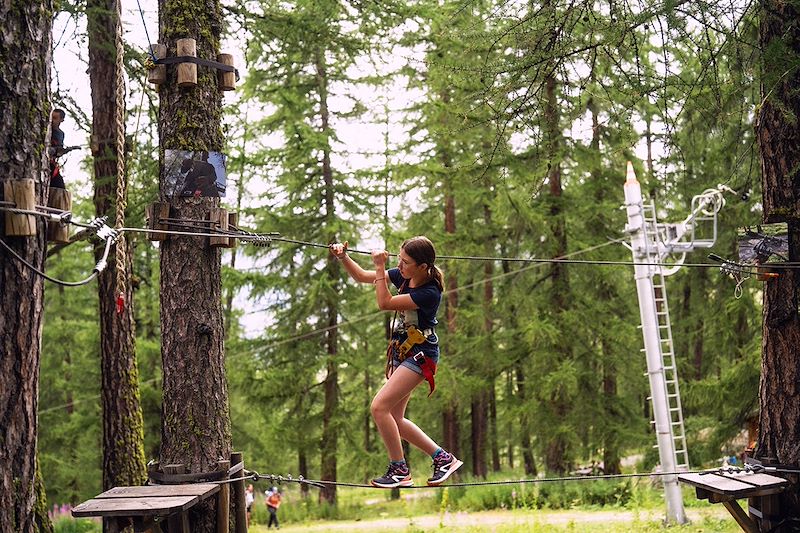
[315,45,340,505]
[516,365,536,476]
[543,42,570,475]
[157,0,230,530]
[754,2,800,528]
[0,2,53,531]
[87,0,147,513]
[442,156,461,457]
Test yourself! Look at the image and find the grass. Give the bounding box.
[246,477,741,533]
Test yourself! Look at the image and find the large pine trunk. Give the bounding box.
[755,1,800,528]
[0,1,53,531]
[543,58,570,476]
[157,0,231,530]
[87,0,147,506]
[316,47,340,505]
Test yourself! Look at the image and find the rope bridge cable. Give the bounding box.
[217,468,713,490]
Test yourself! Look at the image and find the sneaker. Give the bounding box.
[371,462,413,488]
[427,451,463,486]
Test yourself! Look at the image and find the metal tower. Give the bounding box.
[622,162,733,524]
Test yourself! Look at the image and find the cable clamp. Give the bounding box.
[96,223,119,244]
[241,233,272,247]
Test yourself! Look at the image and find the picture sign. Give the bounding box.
[164,149,227,198]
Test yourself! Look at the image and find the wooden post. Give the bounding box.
[164,464,189,532]
[176,38,197,88]
[3,180,36,236]
[208,208,229,247]
[147,202,171,241]
[217,53,235,91]
[231,452,247,533]
[226,212,238,249]
[216,459,231,533]
[148,43,167,86]
[46,188,71,243]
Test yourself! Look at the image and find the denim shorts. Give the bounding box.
[391,332,440,375]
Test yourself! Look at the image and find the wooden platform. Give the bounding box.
[679,471,790,533]
[72,483,220,533]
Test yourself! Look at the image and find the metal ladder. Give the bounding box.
[642,202,690,470]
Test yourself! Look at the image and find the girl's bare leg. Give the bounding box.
[371,366,432,460]
[391,393,439,456]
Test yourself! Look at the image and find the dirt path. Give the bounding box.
[263,507,732,532]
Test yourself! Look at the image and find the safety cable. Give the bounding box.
[0,233,114,287]
[3,203,798,283]
[211,467,740,490]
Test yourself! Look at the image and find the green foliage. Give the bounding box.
[52,518,99,533]
[39,0,771,520]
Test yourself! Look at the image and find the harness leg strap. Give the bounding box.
[413,353,437,397]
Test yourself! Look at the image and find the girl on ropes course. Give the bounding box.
[330,236,463,488]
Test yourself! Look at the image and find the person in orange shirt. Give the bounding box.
[265,487,282,529]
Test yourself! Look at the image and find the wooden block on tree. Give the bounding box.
[176,38,197,88]
[3,180,36,236]
[147,202,171,241]
[148,43,167,85]
[217,53,235,91]
[226,212,238,249]
[208,208,229,247]
[46,188,71,243]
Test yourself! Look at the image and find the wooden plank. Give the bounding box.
[97,483,219,499]
[72,495,199,517]
[679,472,789,498]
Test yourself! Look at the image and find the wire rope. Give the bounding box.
[0,236,111,287]
[210,466,779,490]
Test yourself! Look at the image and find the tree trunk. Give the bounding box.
[543,47,570,475]
[755,2,800,528]
[470,393,488,478]
[516,365,536,476]
[157,0,230,530]
[489,384,501,472]
[87,0,147,511]
[442,169,460,456]
[471,223,494,478]
[0,2,53,531]
[314,45,340,505]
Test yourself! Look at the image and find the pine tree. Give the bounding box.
[86,0,147,504]
[0,1,54,530]
[157,0,231,529]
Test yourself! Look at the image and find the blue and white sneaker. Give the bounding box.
[371,462,413,488]
[427,451,463,486]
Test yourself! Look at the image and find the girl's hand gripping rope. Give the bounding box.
[330,241,348,260]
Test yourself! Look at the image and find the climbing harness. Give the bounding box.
[383,277,438,396]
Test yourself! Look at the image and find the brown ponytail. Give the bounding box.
[402,236,444,292]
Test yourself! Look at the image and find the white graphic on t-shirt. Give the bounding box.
[400,308,419,327]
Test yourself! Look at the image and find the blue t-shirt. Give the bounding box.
[387,267,441,331]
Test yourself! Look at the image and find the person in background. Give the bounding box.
[265,486,282,529]
[245,484,254,527]
[49,109,66,189]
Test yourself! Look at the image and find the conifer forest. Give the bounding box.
[4,0,800,531]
